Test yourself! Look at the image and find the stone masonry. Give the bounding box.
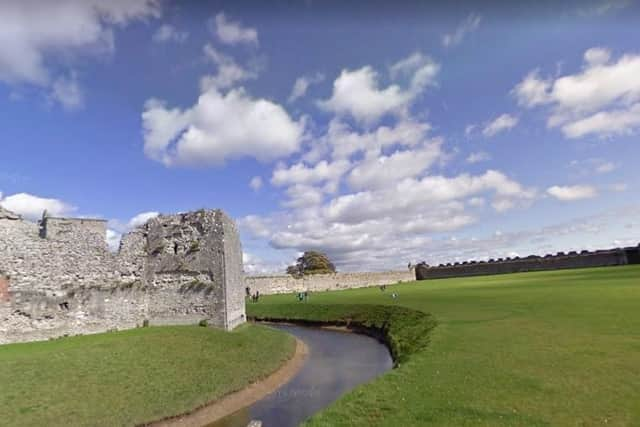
[245,270,415,295]
[414,245,640,280]
[0,207,245,344]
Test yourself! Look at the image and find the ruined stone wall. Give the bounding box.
[221,213,246,329]
[245,270,415,295]
[415,245,639,280]
[0,208,244,345]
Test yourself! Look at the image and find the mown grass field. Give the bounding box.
[248,265,640,426]
[0,324,295,427]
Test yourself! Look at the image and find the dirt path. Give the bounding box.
[146,338,308,427]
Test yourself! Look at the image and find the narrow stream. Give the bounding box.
[208,324,393,427]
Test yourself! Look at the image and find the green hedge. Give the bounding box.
[248,303,436,366]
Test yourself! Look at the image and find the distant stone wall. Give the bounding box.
[0,208,245,344]
[245,270,414,295]
[415,245,640,280]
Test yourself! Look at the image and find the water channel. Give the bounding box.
[208,324,393,427]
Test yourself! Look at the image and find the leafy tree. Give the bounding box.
[286,251,336,276]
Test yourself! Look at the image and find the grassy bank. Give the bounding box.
[0,324,295,427]
[247,265,640,426]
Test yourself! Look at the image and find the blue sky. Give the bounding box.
[1,0,639,273]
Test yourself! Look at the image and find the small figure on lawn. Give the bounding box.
[391,292,398,299]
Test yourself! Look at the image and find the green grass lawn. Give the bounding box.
[0,324,295,427]
[248,265,640,427]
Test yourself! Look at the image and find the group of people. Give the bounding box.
[379,284,398,299]
[245,286,260,302]
[246,284,397,303]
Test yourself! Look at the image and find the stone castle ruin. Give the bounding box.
[415,245,640,280]
[0,207,244,344]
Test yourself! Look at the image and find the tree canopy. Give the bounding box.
[286,251,336,276]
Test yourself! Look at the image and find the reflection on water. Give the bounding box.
[208,324,393,427]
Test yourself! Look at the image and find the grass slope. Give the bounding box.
[0,324,295,427]
[247,265,640,426]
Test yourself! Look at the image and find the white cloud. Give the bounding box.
[318,66,411,124]
[512,70,552,108]
[288,73,324,103]
[483,113,518,137]
[272,159,350,188]
[561,103,640,138]
[547,185,598,201]
[388,52,440,94]
[142,87,304,166]
[212,12,258,46]
[347,143,443,191]
[0,1,160,86]
[201,44,257,90]
[128,211,159,228]
[249,176,263,191]
[466,151,491,164]
[106,229,122,252]
[442,13,482,47]
[326,118,431,159]
[50,74,84,111]
[465,124,476,137]
[325,170,534,224]
[0,192,75,221]
[468,197,485,207]
[514,48,640,138]
[282,184,325,208]
[578,0,631,16]
[239,215,272,238]
[584,47,612,66]
[243,251,286,275]
[595,161,617,174]
[318,53,439,124]
[152,24,188,43]
[570,158,617,175]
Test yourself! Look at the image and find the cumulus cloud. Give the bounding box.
[569,158,617,176]
[0,192,75,221]
[482,113,518,137]
[466,151,491,164]
[326,118,432,159]
[201,44,258,90]
[347,143,443,191]
[50,74,84,111]
[142,87,304,166]
[318,52,439,124]
[561,103,640,138]
[234,52,545,271]
[128,211,159,228]
[514,48,640,138]
[0,0,160,106]
[288,73,324,103]
[212,12,258,46]
[249,176,263,191]
[318,66,410,124]
[152,24,188,43]
[388,52,440,94]
[272,160,351,188]
[547,185,598,201]
[442,13,482,47]
[243,251,286,275]
[106,229,122,252]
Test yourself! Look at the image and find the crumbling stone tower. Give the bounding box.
[141,209,246,330]
[0,207,245,344]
